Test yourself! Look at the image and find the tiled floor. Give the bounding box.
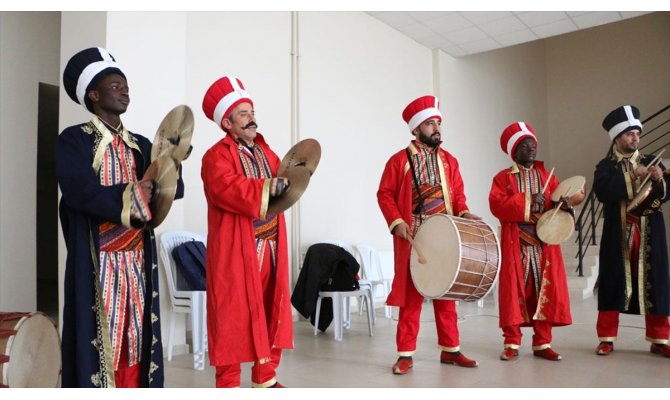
[164,295,670,388]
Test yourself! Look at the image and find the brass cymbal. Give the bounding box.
[267,166,311,215]
[143,155,179,228]
[278,138,321,176]
[151,105,194,164]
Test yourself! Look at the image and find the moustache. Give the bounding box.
[243,122,258,130]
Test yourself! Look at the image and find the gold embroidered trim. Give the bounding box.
[638,217,648,315]
[621,203,633,310]
[438,344,460,352]
[524,191,531,222]
[121,184,134,228]
[533,276,551,320]
[260,179,271,219]
[389,218,405,233]
[624,169,635,200]
[436,152,453,216]
[89,227,115,388]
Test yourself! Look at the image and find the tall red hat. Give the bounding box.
[402,95,442,132]
[202,76,253,131]
[500,121,538,159]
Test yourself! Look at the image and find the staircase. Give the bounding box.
[562,236,599,301]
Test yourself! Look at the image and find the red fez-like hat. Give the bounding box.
[202,76,253,131]
[402,95,442,132]
[500,121,538,160]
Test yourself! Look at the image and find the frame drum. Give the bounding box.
[0,312,61,387]
[536,209,574,245]
[551,175,586,206]
[410,214,500,301]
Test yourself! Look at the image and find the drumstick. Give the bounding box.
[406,236,427,264]
[541,167,555,194]
[546,184,572,224]
[638,148,666,189]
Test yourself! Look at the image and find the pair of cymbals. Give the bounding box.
[143,155,178,228]
[267,139,321,214]
[151,105,194,164]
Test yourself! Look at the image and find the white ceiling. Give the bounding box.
[366,11,652,57]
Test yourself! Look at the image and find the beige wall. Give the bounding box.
[546,12,670,190]
[298,12,432,252]
[436,41,548,226]
[0,11,60,311]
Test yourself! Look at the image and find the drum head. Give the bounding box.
[7,313,61,387]
[537,209,574,245]
[551,175,585,202]
[410,214,460,298]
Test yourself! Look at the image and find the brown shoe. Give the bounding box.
[440,351,478,368]
[500,348,519,361]
[533,347,562,361]
[269,382,285,388]
[392,357,413,375]
[596,342,614,356]
[650,343,670,358]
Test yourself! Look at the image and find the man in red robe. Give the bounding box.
[377,95,482,375]
[488,122,572,361]
[201,76,293,388]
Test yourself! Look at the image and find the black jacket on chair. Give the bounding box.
[291,243,360,332]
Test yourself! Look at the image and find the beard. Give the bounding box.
[418,130,441,148]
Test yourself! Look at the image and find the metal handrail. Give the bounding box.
[575,104,670,276]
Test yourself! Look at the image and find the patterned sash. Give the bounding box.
[515,165,544,293]
[97,131,145,370]
[238,142,279,270]
[409,142,446,236]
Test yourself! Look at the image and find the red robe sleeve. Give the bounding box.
[377,152,407,233]
[201,142,274,220]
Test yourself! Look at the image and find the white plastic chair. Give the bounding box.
[316,240,375,334]
[356,244,393,319]
[314,287,374,341]
[158,230,208,370]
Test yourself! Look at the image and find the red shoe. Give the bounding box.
[500,348,519,361]
[650,343,670,358]
[596,342,614,356]
[392,357,413,375]
[269,382,285,388]
[533,347,562,361]
[440,351,478,368]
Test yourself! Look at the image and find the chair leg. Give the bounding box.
[167,309,176,361]
[314,296,322,336]
[333,293,343,341]
[369,290,376,325]
[192,293,205,370]
[365,289,374,336]
[343,296,351,329]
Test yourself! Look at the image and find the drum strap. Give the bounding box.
[405,148,424,218]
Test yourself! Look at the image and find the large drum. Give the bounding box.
[410,214,500,301]
[0,312,61,387]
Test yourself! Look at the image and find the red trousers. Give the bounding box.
[214,242,281,388]
[114,312,141,388]
[597,311,670,343]
[396,277,459,356]
[502,266,554,349]
[597,220,670,344]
